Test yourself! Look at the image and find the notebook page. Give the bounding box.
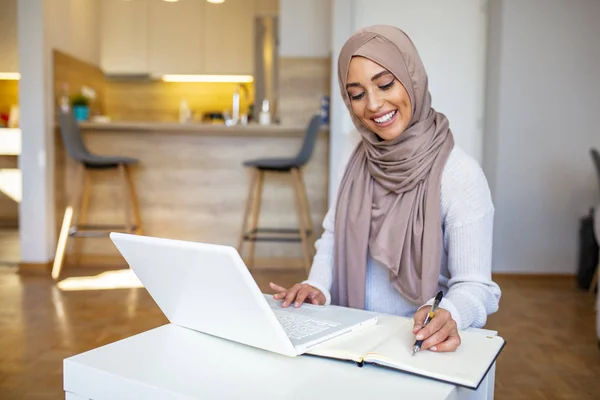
[306,318,401,362]
[364,316,505,389]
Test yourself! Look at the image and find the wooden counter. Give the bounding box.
[55,121,330,272]
[78,121,328,136]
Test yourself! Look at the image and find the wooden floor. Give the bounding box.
[0,266,599,399]
[0,229,19,266]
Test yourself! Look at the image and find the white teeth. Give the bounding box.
[374,110,396,123]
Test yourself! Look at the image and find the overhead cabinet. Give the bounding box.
[100,0,268,77]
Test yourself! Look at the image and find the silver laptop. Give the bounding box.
[109,232,378,357]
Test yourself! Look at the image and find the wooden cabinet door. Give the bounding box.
[147,0,205,76]
[100,0,149,74]
[203,0,256,76]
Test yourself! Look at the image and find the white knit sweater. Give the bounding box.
[305,132,501,331]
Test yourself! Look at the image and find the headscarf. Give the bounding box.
[332,25,455,308]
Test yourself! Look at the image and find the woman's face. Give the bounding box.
[345,56,412,141]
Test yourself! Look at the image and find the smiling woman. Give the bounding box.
[269,25,501,355]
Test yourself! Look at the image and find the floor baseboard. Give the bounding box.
[492,272,575,279]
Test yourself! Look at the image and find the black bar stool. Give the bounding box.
[238,115,322,274]
[52,109,143,280]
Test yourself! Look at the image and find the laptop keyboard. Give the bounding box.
[271,309,340,340]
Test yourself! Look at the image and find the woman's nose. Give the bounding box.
[366,92,384,113]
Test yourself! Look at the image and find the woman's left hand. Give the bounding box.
[412,307,461,352]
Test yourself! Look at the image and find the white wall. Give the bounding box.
[18,0,51,263]
[18,0,101,263]
[279,0,331,57]
[329,0,487,201]
[484,0,600,273]
[0,0,18,72]
[328,0,354,202]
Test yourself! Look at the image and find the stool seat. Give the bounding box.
[83,155,139,170]
[59,109,139,169]
[243,157,298,171]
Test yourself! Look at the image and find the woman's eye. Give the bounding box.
[349,92,365,101]
[379,79,395,91]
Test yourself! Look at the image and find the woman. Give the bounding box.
[270,25,501,353]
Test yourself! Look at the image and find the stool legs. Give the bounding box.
[247,171,265,269]
[78,169,92,233]
[238,169,264,269]
[291,168,315,257]
[73,168,92,267]
[52,163,86,280]
[290,168,312,275]
[238,169,258,254]
[238,167,315,274]
[119,164,133,234]
[52,163,143,281]
[124,165,143,235]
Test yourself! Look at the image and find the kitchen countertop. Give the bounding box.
[78,121,328,137]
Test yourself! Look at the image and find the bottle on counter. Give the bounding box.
[248,103,254,123]
[179,99,191,123]
[320,95,330,125]
[259,99,271,125]
[232,87,241,124]
[8,105,19,128]
[59,83,70,113]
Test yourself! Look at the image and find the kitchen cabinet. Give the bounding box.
[203,0,255,75]
[100,0,149,74]
[100,0,273,77]
[147,0,205,76]
[256,0,279,16]
[0,0,18,73]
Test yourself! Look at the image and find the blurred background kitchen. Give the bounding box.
[0,0,332,270]
[1,0,600,399]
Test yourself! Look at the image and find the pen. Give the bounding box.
[412,291,443,356]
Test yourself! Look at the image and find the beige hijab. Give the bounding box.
[332,25,454,308]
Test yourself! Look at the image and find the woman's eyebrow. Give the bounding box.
[371,70,392,80]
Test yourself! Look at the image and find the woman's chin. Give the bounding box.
[360,118,406,141]
[372,125,405,141]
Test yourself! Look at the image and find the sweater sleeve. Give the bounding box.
[420,148,502,330]
[303,206,335,305]
[420,209,501,330]
[444,210,501,330]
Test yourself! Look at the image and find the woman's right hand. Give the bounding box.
[269,282,326,308]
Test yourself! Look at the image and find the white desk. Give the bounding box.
[64,323,496,400]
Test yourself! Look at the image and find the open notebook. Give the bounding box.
[306,315,505,390]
